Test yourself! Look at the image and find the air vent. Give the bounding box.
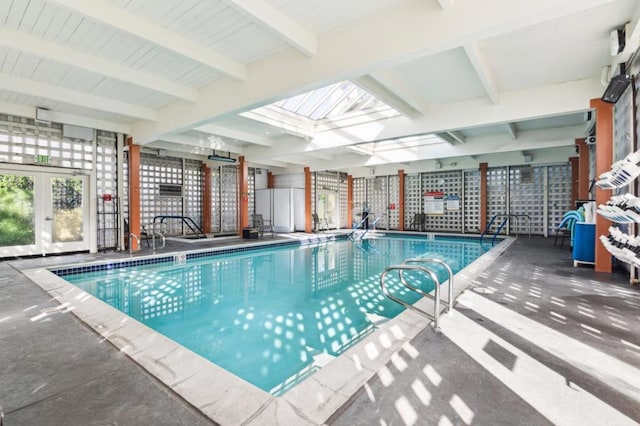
[158,184,183,197]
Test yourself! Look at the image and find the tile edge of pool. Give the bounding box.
[23,235,515,426]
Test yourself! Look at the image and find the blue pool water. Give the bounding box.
[60,236,485,394]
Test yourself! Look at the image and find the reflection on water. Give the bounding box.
[66,237,484,394]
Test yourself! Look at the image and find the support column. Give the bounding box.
[569,156,579,209]
[347,175,353,229]
[238,156,249,235]
[576,138,590,200]
[202,164,211,233]
[127,139,141,251]
[305,167,312,233]
[479,162,488,232]
[267,171,275,189]
[398,169,405,231]
[591,99,613,273]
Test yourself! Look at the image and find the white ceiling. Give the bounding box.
[0,0,638,176]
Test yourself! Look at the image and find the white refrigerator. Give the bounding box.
[255,188,306,232]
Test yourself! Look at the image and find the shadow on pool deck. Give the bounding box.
[1,235,639,425]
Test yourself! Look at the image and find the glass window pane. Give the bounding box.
[51,177,84,243]
[0,174,35,247]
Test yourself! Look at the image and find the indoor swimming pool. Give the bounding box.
[53,235,486,394]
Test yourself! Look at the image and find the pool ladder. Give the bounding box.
[380,258,453,331]
[480,213,531,246]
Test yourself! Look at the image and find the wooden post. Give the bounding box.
[238,156,249,235]
[347,175,353,229]
[267,171,274,189]
[479,162,488,232]
[398,169,405,231]
[569,156,579,209]
[304,167,312,233]
[590,99,613,273]
[127,139,141,251]
[576,138,590,200]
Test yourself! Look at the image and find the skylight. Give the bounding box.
[240,80,400,137]
[273,80,386,121]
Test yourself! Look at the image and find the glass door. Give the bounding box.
[0,171,37,256]
[45,174,90,253]
[0,168,90,257]
[317,190,338,229]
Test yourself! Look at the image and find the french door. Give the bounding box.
[317,190,338,229]
[0,167,90,257]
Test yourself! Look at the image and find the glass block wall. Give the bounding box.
[486,167,508,233]
[352,177,366,227]
[184,159,203,228]
[220,165,238,233]
[210,166,221,233]
[140,153,184,235]
[367,176,388,229]
[509,166,544,235]
[463,170,480,233]
[422,170,463,232]
[404,174,422,229]
[547,164,572,235]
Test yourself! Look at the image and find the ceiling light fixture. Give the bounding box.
[208,150,236,163]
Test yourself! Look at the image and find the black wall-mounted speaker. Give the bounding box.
[602,73,631,104]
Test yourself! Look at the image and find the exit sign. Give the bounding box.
[35,154,49,163]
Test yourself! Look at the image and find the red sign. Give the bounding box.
[424,191,445,197]
[102,194,113,201]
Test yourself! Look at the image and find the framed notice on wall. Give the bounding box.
[424,191,445,215]
[445,194,460,211]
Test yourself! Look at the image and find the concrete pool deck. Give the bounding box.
[1,234,639,425]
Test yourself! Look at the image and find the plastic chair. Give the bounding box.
[410,213,426,231]
[312,213,328,232]
[251,214,273,238]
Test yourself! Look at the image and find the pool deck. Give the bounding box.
[1,234,640,425]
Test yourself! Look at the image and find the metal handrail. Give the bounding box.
[152,231,166,253]
[380,264,441,330]
[402,258,454,313]
[128,233,140,254]
[481,213,532,246]
[348,214,385,240]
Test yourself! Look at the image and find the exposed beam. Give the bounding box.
[437,132,457,145]
[45,0,247,80]
[0,100,131,134]
[132,0,613,143]
[504,122,517,139]
[299,126,583,170]
[437,0,454,9]
[354,74,424,119]
[463,43,499,104]
[225,0,317,56]
[0,73,157,121]
[448,131,466,144]
[374,78,602,143]
[196,124,274,147]
[242,78,602,158]
[160,134,243,154]
[0,27,198,103]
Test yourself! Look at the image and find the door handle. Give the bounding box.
[45,216,53,221]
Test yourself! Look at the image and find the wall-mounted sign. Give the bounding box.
[445,194,460,211]
[424,191,445,215]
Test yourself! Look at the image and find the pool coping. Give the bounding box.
[22,234,515,425]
